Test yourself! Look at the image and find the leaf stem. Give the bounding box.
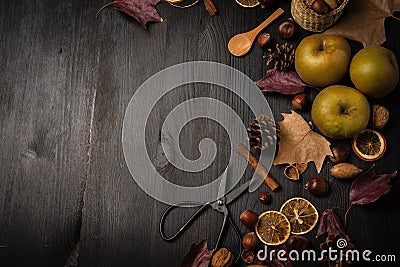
[344,204,353,229]
[164,0,200,9]
[96,2,115,18]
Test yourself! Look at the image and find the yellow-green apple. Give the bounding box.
[311,85,370,139]
[350,46,399,98]
[295,34,351,87]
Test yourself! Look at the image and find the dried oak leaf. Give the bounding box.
[256,70,309,95]
[181,239,213,267]
[325,0,400,47]
[350,165,397,205]
[273,111,333,173]
[316,209,348,238]
[97,0,163,29]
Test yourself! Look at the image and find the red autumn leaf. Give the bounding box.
[256,69,309,95]
[350,166,397,205]
[97,0,163,29]
[181,240,213,267]
[316,209,348,238]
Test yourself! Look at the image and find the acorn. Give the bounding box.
[305,176,329,197]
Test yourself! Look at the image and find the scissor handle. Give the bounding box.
[159,202,210,242]
[213,206,242,264]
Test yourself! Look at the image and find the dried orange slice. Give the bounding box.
[352,129,386,162]
[255,211,291,246]
[235,0,260,8]
[280,197,318,235]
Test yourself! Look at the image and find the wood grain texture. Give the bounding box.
[0,0,399,267]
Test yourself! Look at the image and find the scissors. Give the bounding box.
[159,169,251,262]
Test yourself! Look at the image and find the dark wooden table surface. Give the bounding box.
[1,0,399,266]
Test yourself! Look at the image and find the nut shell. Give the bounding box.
[241,249,255,264]
[211,248,234,267]
[240,210,259,229]
[278,18,297,39]
[372,105,389,129]
[259,191,272,204]
[242,232,259,250]
[330,163,362,179]
[311,0,329,14]
[286,235,311,252]
[305,176,329,197]
[329,147,349,163]
[292,94,308,110]
[257,32,272,48]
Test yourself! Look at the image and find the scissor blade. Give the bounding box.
[217,168,228,200]
[224,180,251,205]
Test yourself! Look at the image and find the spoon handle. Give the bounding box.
[250,8,284,38]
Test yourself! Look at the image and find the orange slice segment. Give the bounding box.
[280,197,319,235]
[235,0,260,8]
[352,129,386,162]
[255,210,291,246]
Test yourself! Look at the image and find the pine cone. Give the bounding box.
[266,43,296,71]
[320,234,355,267]
[247,114,277,151]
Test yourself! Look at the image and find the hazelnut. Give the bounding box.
[286,235,311,253]
[329,147,349,163]
[242,232,259,250]
[291,94,308,110]
[241,249,255,264]
[278,18,297,39]
[372,105,389,129]
[311,0,329,14]
[211,248,234,267]
[257,32,272,48]
[259,191,271,204]
[305,176,330,197]
[240,210,258,229]
[259,0,277,9]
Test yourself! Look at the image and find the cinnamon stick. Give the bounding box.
[204,0,217,16]
[235,143,280,191]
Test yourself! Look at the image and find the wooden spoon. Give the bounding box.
[228,8,284,57]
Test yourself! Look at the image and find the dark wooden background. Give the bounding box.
[1,0,399,266]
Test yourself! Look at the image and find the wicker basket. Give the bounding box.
[291,0,349,32]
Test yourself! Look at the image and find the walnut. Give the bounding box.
[372,105,389,129]
[211,248,234,267]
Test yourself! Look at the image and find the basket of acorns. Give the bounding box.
[291,0,349,32]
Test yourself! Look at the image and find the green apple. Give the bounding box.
[295,34,351,87]
[350,46,399,98]
[311,85,370,139]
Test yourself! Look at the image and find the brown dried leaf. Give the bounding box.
[325,0,400,47]
[273,111,333,173]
